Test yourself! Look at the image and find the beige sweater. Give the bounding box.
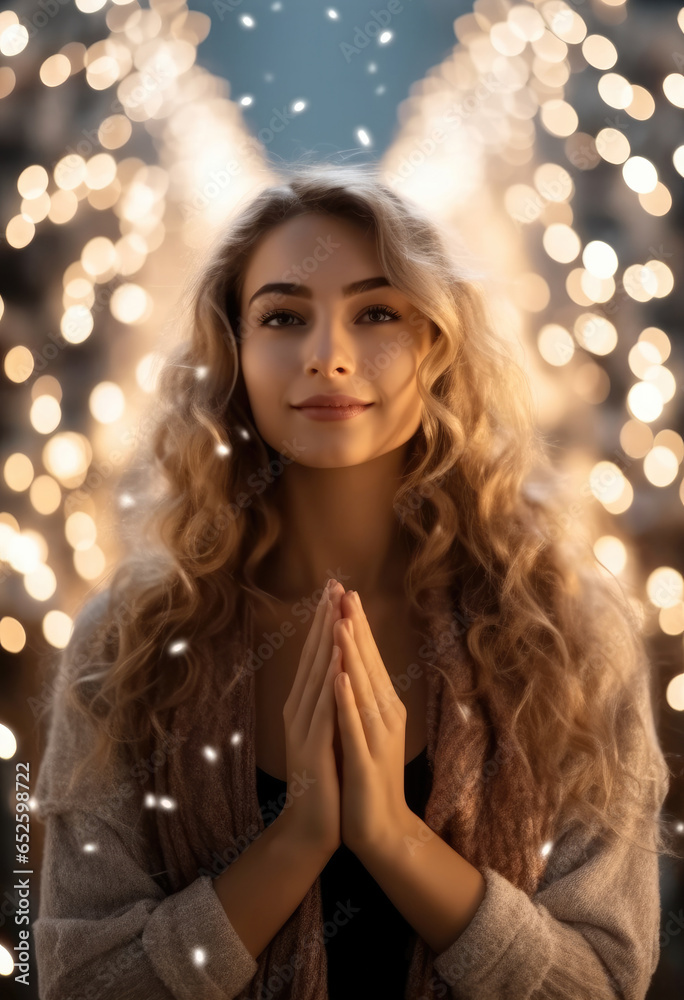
[33,588,670,999]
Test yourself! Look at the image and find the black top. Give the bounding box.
[256,746,433,999]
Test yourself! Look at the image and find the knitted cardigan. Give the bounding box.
[33,586,670,1000]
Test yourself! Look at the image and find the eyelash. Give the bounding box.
[257,304,402,327]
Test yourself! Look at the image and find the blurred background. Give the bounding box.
[1,0,683,995]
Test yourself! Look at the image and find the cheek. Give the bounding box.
[240,342,284,395]
[371,341,423,396]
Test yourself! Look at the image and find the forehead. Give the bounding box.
[240,211,383,307]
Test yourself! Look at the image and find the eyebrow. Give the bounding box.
[247,275,391,308]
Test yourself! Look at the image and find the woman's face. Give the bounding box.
[238,211,438,468]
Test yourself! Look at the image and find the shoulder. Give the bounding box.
[620,649,671,817]
[61,587,117,680]
[34,587,136,826]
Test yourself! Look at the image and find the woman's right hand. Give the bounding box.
[281,578,344,855]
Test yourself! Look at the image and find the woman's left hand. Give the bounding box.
[332,589,413,856]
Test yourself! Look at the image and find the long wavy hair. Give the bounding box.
[45,162,679,866]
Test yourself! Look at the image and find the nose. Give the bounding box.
[303,317,355,377]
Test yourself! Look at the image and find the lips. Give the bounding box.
[293,394,373,408]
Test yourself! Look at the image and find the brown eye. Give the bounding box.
[359,304,401,322]
[259,309,303,326]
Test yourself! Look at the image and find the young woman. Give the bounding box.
[34,164,677,1000]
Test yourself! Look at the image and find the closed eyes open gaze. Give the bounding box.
[258,304,402,327]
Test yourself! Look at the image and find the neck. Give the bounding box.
[257,442,414,605]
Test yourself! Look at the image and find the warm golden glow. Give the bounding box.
[654,429,684,463]
[74,545,107,580]
[99,114,133,150]
[21,192,51,224]
[582,240,618,278]
[6,214,35,249]
[643,364,676,404]
[0,66,16,100]
[537,324,574,367]
[4,453,34,492]
[595,127,630,165]
[30,396,62,435]
[571,362,610,405]
[115,233,148,275]
[81,235,118,277]
[136,352,163,392]
[619,419,652,459]
[42,609,74,649]
[622,156,658,194]
[626,85,655,121]
[601,478,633,516]
[598,72,633,109]
[540,99,578,137]
[643,446,678,487]
[582,34,617,70]
[42,433,93,489]
[638,182,672,217]
[623,264,656,302]
[666,673,684,712]
[3,346,34,384]
[674,145,684,178]
[17,165,48,199]
[40,54,71,88]
[626,382,663,423]
[628,341,661,378]
[589,461,626,504]
[55,154,87,191]
[0,0,679,652]
[573,313,617,356]
[646,567,683,609]
[61,305,94,344]
[0,617,26,655]
[85,153,118,190]
[579,270,615,304]
[659,604,684,636]
[0,22,28,57]
[89,382,126,423]
[534,162,573,202]
[86,56,121,91]
[594,535,627,575]
[663,73,684,108]
[109,283,153,324]
[542,223,581,262]
[507,5,545,42]
[29,475,62,516]
[24,564,57,602]
[65,511,97,551]
[639,327,671,363]
[48,189,78,225]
